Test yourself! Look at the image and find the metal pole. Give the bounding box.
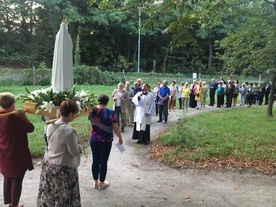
[137,8,141,73]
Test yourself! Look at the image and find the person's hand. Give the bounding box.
[119,138,123,145]
[79,137,86,145]
[20,109,27,113]
[17,109,26,116]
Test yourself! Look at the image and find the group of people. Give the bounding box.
[111,76,273,150]
[153,76,272,111]
[0,92,123,206]
[207,76,272,108]
[0,77,273,206]
[111,79,157,144]
[111,79,182,144]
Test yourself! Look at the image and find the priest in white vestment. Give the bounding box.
[132,83,155,144]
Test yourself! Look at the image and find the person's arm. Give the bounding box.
[16,109,35,133]
[161,88,169,100]
[112,123,123,145]
[67,129,82,156]
[130,89,134,99]
[18,109,32,124]
[146,95,156,116]
[123,90,129,101]
[111,89,117,101]
[132,92,142,105]
[157,90,162,99]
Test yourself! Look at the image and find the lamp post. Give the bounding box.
[137,8,141,73]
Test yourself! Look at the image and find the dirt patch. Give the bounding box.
[150,141,276,175]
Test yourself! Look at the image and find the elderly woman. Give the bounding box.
[37,100,82,207]
[0,92,35,207]
[202,81,209,108]
[111,82,128,132]
[124,81,134,126]
[195,80,204,109]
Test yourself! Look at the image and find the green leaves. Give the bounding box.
[17,84,97,110]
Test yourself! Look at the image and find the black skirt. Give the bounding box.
[132,123,150,143]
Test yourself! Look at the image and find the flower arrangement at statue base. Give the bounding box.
[18,85,96,118]
[23,102,93,118]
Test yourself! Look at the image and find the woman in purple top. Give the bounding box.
[88,94,123,190]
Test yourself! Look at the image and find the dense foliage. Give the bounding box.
[0,0,275,76]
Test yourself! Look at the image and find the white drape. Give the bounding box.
[51,23,73,92]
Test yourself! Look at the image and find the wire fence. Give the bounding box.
[0,68,270,86]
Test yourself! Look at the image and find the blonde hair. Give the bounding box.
[0,92,15,109]
[184,82,189,88]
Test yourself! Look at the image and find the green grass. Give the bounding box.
[1,85,116,157]
[2,85,276,163]
[159,107,276,161]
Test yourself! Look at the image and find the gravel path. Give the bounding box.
[0,106,275,207]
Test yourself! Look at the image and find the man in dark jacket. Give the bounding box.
[209,78,217,106]
[264,82,271,105]
[225,80,235,108]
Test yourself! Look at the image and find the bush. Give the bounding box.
[74,65,121,85]
[21,62,51,85]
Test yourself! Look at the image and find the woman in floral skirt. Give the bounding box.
[37,100,82,207]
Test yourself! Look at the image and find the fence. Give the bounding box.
[0,68,270,86]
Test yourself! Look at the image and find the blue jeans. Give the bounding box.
[90,141,112,182]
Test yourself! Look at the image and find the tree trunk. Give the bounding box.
[126,38,131,62]
[221,62,226,75]
[267,75,275,117]
[162,46,169,74]
[132,44,138,72]
[208,36,212,69]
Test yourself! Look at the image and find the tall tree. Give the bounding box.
[220,0,276,116]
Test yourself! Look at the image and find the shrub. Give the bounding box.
[22,62,51,85]
[74,65,121,85]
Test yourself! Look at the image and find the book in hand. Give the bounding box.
[115,142,125,153]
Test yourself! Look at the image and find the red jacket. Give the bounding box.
[0,110,35,177]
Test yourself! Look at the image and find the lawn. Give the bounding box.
[1,85,276,174]
[1,85,116,157]
[151,106,276,174]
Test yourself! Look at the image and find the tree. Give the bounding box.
[220,0,276,116]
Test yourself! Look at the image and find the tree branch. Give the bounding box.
[263,0,274,5]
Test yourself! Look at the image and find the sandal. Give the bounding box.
[92,181,98,189]
[98,181,110,190]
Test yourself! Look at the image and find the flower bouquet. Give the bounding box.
[17,84,96,118]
